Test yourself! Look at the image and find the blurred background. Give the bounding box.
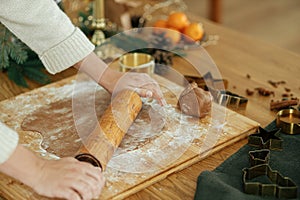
[186,0,300,55]
[2,0,299,89]
[63,0,300,55]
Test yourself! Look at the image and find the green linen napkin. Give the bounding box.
[194,121,300,200]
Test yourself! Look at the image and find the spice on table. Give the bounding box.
[255,87,275,97]
[282,93,289,97]
[268,80,278,88]
[270,98,299,110]
[267,80,286,88]
[246,89,254,96]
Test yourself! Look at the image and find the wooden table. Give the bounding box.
[126,17,300,199]
[0,16,299,199]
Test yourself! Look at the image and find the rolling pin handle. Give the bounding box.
[75,153,103,169]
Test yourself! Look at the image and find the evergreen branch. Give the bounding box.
[22,50,44,69]
[22,59,44,69]
[0,24,28,69]
[8,39,28,64]
[22,65,50,85]
[0,27,11,69]
[106,33,149,52]
[7,62,28,88]
[0,46,9,69]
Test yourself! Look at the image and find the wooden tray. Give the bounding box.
[0,74,258,200]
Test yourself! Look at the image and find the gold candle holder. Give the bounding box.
[91,0,106,46]
[94,0,104,19]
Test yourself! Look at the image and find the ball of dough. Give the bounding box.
[178,82,212,118]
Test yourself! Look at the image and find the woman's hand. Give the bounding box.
[32,157,105,200]
[0,145,105,200]
[73,53,166,106]
[100,68,166,106]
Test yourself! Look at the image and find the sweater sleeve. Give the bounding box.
[0,0,94,74]
[0,122,19,164]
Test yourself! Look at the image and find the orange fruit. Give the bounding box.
[167,12,190,31]
[164,28,181,44]
[153,19,168,34]
[153,19,168,28]
[183,23,204,41]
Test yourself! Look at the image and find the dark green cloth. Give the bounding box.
[194,121,300,200]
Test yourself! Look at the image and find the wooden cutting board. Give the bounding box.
[0,73,258,200]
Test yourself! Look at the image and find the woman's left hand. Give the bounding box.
[100,68,166,106]
[73,52,166,105]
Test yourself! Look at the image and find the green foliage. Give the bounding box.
[102,31,186,58]
[104,32,149,52]
[0,23,50,88]
[7,62,29,88]
[6,51,50,88]
[0,0,65,88]
[0,24,28,69]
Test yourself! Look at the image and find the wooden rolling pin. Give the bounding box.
[75,89,142,170]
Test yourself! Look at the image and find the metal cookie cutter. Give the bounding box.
[184,72,228,91]
[248,127,283,150]
[276,109,300,135]
[184,72,247,110]
[249,149,270,166]
[215,90,248,110]
[243,164,298,199]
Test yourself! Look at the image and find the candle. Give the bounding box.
[94,0,105,19]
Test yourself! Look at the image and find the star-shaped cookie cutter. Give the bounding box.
[248,127,283,150]
[243,164,298,198]
[249,149,270,166]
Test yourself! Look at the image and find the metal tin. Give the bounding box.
[119,53,155,74]
[276,109,300,135]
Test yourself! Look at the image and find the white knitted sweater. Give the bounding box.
[0,0,95,163]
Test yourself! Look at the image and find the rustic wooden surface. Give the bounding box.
[0,72,258,200]
[126,17,300,200]
[0,15,299,199]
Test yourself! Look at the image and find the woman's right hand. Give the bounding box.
[32,157,105,200]
[0,145,105,200]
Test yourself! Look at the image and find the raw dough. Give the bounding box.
[20,84,205,173]
[178,82,212,118]
[21,89,111,157]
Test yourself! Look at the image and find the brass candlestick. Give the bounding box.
[91,0,106,46]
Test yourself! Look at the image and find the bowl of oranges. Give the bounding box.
[152,12,205,44]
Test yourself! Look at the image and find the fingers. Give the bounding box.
[70,179,92,200]
[56,188,82,200]
[49,158,105,200]
[115,72,166,105]
[74,161,105,200]
[136,88,166,106]
[135,88,153,98]
[133,76,166,106]
[79,162,105,198]
[151,87,167,106]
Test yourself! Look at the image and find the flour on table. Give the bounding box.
[19,76,210,174]
[107,99,208,173]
